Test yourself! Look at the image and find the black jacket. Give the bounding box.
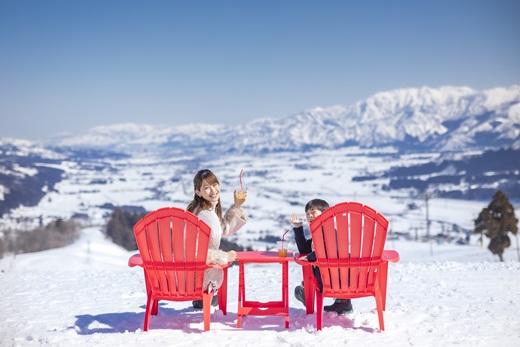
[294,225,316,260]
[293,225,322,290]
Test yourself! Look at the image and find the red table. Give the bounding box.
[236,251,294,328]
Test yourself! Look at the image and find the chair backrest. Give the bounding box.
[133,207,212,300]
[309,202,389,297]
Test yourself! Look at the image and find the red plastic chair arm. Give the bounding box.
[382,250,400,263]
[293,253,312,266]
[128,253,143,267]
[207,261,233,269]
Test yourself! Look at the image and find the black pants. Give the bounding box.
[313,265,324,292]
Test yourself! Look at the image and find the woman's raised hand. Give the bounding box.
[233,189,247,208]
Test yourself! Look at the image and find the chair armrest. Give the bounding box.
[208,261,233,269]
[128,253,143,267]
[293,253,312,266]
[382,250,400,263]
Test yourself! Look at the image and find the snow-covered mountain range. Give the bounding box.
[1,85,519,239]
[52,85,520,153]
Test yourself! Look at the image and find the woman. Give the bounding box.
[187,169,248,309]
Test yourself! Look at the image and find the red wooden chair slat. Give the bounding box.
[129,207,229,332]
[308,202,399,331]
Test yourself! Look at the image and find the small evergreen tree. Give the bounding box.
[106,208,146,250]
[474,190,518,261]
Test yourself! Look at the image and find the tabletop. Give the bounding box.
[236,251,295,263]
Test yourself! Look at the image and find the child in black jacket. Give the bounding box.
[291,198,353,314]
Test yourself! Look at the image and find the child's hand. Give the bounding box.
[290,214,303,228]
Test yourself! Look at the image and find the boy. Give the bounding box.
[291,198,353,315]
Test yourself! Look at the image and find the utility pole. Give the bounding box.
[425,194,433,256]
[515,232,520,261]
[389,219,395,249]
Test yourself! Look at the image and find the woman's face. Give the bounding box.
[196,178,220,206]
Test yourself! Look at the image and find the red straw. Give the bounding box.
[239,169,244,190]
[282,229,289,242]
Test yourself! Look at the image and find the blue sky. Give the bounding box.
[1,0,519,140]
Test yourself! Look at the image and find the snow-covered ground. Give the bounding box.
[1,147,519,346]
[1,225,519,347]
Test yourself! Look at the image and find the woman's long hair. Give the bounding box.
[186,169,222,219]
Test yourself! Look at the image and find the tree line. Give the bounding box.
[0,218,79,259]
[1,191,516,261]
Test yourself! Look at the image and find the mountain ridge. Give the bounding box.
[40,85,520,154]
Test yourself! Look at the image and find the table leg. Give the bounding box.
[235,256,291,329]
[237,262,245,328]
[283,261,289,328]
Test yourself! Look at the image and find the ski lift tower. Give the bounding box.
[425,192,433,256]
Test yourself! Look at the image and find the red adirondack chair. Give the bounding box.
[128,207,229,332]
[297,202,399,331]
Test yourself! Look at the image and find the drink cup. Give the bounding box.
[277,241,287,257]
[235,186,247,199]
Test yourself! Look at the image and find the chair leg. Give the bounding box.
[302,265,315,314]
[316,291,324,331]
[380,261,389,311]
[151,299,159,315]
[143,272,159,315]
[144,292,153,331]
[218,267,228,315]
[203,290,212,331]
[374,284,385,331]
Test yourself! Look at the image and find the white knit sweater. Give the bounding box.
[196,205,247,291]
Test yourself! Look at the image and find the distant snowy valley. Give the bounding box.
[0,146,495,252]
